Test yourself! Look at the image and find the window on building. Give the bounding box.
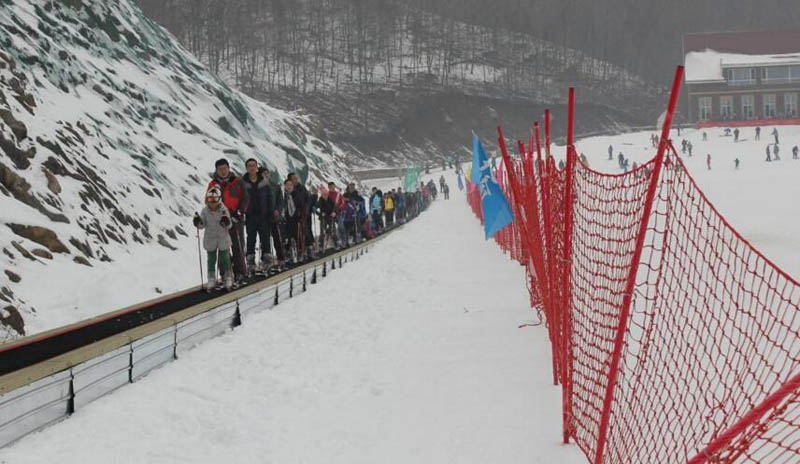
[720,96,733,120]
[762,66,800,84]
[742,95,754,119]
[762,66,791,84]
[698,97,712,121]
[786,93,798,118]
[764,94,776,118]
[727,68,756,86]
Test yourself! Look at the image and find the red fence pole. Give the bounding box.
[544,109,552,159]
[560,88,577,444]
[592,66,685,464]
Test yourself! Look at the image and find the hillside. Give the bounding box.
[137,0,663,167]
[0,0,351,340]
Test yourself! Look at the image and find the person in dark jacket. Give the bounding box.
[242,159,274,275]
[265,167,286,269]
[207,159,249,284]
[288,172,313,261]
[317,187,338,250]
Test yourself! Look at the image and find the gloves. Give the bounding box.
[220,215,231,228]
[193,213,202,228]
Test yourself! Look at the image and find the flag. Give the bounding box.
[471,134,514,239]
[457,173,464,191]
[403,166,421,192]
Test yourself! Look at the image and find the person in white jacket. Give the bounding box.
[193,187,234,291]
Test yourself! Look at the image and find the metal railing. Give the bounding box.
[0,243,376,449]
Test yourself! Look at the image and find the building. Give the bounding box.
[683,30,800,125]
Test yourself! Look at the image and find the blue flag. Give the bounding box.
[457,173,464,191]
[471,134,514,239]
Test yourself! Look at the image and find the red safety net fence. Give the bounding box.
[465,68,800,464]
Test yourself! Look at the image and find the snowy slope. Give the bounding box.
[0,0,351,340]
[0,178,585,464]
[544,125,800,278]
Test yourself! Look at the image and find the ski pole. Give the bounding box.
[196,225,204,287]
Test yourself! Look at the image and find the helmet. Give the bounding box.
[206,186,222,205]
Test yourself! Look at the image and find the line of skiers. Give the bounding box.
[193,158,436,292]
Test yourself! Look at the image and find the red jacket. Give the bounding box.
[208,174,248,217]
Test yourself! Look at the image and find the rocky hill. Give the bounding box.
[137,0,664,168]
[0,0,351,340]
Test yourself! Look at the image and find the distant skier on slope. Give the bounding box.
[194,187,234,292]
[766,145,772,162]
[793,145,799,159]
[735,158,740,169]
[755,126,761,140]
[772,127,780,145]
[733,128,740,142]
[706,153,711,170]
[608,145,613,160]
[774,143,781,160]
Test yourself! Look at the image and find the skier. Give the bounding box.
[772,127,779,145]
[558,159,565,170]
[617,152,624,169]
[267,168,287,271]
[281,179,299,263]
[343,198,358,245]
[395,187,406,223]
[774,143,780,161]
[733,128,739,142]
[766,145,772,162]
[608,144,613,160]
[370,188,383,232]
[317,186,337,252]
[793,145,799,160]
[755,126,761,140]
[193,187,234,292]
[734,158,740,170]
[207,159,249,285]
[443,182,450,200]
[706,153,711,170]
[289,172,313,261]
[702,131,708,141]
[681,139,687,153]
[688,142,693,157]
[242,158,274,277]
[439,175,446,193]
[384,190,395,227]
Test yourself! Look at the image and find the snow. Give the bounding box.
[552,125,800,278]
[0,171,585,463]
[685,49,800,82]
[0,0,353,341]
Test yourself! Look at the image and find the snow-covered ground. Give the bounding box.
[553,125,800,277]
[0,170,585,464]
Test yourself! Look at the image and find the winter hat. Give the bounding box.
[215,158,229,168]
[206,186,222,204]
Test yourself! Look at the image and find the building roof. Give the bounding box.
[684,30,800,55]
[685,49,800,83]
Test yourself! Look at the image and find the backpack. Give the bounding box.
[385,196,394,211]
[344,200,357,222]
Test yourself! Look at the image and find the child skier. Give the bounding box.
[193,187,234,291]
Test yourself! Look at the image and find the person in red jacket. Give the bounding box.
[207,158,249,284]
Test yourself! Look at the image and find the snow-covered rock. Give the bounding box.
[0,0,350,340]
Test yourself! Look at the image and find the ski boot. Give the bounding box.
[246,254,256,279]
[205,273,216,293]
